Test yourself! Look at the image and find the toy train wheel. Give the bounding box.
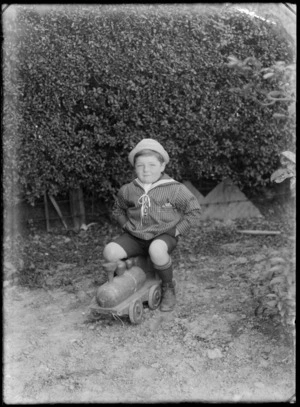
[129,299,143,324]
[148,284,162,310]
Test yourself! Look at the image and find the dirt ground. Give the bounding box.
[3,207,296,403]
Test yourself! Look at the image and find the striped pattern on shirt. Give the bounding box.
[112,173,202,240]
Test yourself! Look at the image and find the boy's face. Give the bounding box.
[135,155,166,184]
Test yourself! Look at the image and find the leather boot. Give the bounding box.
[160,282,176,312]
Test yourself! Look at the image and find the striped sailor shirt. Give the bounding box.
[112,173,202,240]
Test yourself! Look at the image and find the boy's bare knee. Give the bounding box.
[149,240,169,264]
[103,242,127,262]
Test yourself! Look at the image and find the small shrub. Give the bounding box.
[252,247,295,338]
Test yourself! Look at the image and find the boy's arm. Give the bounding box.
[111,186,129,229]
[175,185,202,236]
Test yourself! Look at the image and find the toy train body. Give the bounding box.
[89,256,162,324]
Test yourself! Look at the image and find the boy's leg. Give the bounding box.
[103,232,148,262]
[148,235,177,311]
[103,242,127,262]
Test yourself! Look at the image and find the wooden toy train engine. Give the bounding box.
[89,256,162,324]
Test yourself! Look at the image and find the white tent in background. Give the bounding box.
[183,180,205,204]
[200,178,263,220]
[182,178,262,220]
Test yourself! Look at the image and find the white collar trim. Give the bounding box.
[135,178,178,192]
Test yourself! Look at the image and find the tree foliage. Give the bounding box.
[226,56,296,148]
[3,4,295,205]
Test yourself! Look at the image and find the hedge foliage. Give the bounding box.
[4,4,295,205]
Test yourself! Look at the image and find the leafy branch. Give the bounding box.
[227,56,296,121]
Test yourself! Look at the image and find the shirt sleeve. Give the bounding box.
[111,185,128,228]
[174,184,202,236]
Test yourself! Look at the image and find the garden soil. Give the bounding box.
[3,214,295,403]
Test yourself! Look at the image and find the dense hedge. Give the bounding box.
[4,4,294,205]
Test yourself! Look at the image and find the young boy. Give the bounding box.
[103,138,202,311]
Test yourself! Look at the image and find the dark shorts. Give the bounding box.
[112,232,178,259]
